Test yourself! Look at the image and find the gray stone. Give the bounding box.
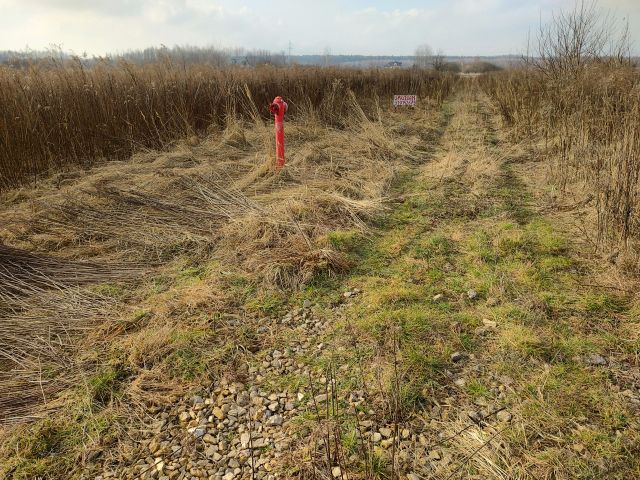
[267,414,284,426]
[496,410,513,423]
[450,351,464,363]
[584,353,607,366]
[252,438,267,448]
[468,411,483,423]
[202,434,216,444]
[482,318,497,329]
[236,392,250,407]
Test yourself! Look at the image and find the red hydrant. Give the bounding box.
[268,96,288,168]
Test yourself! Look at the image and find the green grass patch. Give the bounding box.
[326,229,367,254]
[177,265,207,285]
[246,292,287,316]
[89,364,127,405]
[91,282,127,299]
[579,293,629,314]
[466,379,491,399]
[167,347,208,381]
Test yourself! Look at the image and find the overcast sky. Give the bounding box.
[1,0,638,56]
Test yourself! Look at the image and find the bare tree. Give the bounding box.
[323,46,332,67]
[432,49,446,71]
[531,0,631,80]
[414,44,434,69]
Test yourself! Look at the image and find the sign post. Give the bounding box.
[393,95,417,107]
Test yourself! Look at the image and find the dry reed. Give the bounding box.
[480,2,640,256]
[0,62,454,190]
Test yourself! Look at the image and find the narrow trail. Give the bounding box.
[93,84,639,480]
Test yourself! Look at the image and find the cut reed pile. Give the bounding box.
[0,62,454,190]
[0,245,141,423]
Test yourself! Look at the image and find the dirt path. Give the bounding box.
[9,83,638,480]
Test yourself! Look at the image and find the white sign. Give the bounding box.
[393,95,417,107]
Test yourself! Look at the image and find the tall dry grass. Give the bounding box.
[480,2,640,256]
[482,65,640,252]
[0,61,454,190]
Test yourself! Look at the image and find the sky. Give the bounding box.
[0,0,639,57]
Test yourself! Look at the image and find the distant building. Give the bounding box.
[230,56,248,66]
[386,61,402,68]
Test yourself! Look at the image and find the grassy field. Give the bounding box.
[2,3,639,477]
[0,67,450,477]
[1,68,639,479]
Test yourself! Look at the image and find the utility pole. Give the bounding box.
[288,41,292,65]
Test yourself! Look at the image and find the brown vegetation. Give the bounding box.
[0,67,447,433]
[480,2,639,261]
[0,63,453,190]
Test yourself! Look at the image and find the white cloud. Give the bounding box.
[452,0,502,15]
[0,0,638,56]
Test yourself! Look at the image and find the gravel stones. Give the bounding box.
[98,289,508,480]
[267,414,283,426]
[584,353,607,366]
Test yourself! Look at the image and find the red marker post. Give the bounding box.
[269,96,288,168]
